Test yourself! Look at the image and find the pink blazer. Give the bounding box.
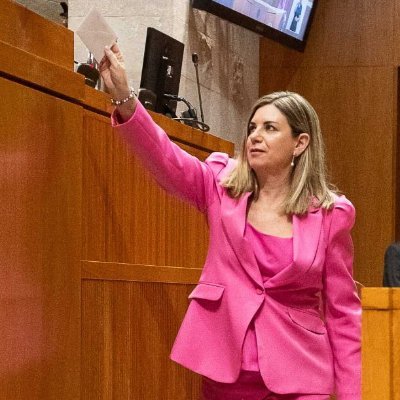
[112,102,361,400]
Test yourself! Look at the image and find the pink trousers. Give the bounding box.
[201,371,331,400]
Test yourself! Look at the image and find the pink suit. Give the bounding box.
[112,102,361,400]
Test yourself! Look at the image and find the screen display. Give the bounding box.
[139,28,184,116]
[192,0,317,50]
[215,0,314,41]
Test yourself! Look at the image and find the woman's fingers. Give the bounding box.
[111,42,120,53]
[101,45,129,94]
[99,54,108,66]
[98,56,109,72]
[104,45,120,68]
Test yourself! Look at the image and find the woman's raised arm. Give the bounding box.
[99,44,228,212]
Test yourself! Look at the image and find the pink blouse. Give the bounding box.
[241,222,294,371]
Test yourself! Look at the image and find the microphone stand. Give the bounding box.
[192,53,205,124]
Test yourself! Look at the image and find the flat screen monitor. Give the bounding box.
[192,0,318,51]
[138,28,185,117]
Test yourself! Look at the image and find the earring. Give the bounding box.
[291,154,296,167]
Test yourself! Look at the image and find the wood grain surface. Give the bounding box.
[0,77,82,399]
[362,288,400,400]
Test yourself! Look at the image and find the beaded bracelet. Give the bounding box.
[110,87,136,106]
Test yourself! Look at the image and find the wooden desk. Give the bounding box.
[362,288,400,400]
[0,1,233,398]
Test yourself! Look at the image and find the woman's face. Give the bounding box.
[246,104,300,175]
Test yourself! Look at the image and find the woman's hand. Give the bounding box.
[99,43,136,121]
[99,43,130,100]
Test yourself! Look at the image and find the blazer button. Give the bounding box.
[256,288,264,295]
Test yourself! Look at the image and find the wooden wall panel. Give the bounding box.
[260,0,394,69]
[82,111,210,268]
[81,279,202,400]
[0,77,82,399]
[260,0,399,287]
[392,1,400,65]
[305,0,393,67]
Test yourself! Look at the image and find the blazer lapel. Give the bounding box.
[221,193,324,290]
[221,192,264,289]
[293,207,323,272]
[264,206,323,289]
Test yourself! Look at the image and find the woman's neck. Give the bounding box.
[256,172,290,206]
[257,170,290,195]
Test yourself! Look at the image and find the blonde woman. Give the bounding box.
[100,44,361,400]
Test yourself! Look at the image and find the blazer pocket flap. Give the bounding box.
[288,309,326,334]
[189,283,225,301]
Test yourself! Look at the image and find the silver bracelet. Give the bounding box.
[110,87,136,106]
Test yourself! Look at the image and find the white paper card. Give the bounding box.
[76,7,117,63]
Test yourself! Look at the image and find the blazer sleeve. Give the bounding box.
[322,197,361,400]
[111,101,229,211]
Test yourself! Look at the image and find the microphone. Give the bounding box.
[76,52,100,88]
[191,53,205,124]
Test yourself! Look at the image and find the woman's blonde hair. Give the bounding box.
[222,91,336,215]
